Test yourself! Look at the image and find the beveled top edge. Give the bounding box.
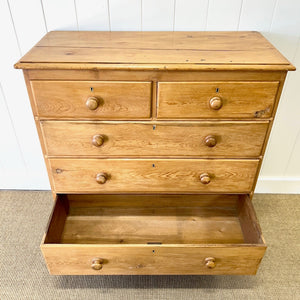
[14,31,296,71]
[14,62,296,71]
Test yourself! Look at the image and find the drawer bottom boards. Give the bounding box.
[41,194,266,275]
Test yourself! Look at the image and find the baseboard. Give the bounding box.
[255,177,300,194]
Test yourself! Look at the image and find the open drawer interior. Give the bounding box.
[44,194,265,246]
[41,194,266,275]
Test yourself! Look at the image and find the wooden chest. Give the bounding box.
[15,31,295,275]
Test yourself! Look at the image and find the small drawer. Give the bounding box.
[30,81,152,119]
[41,194,266,275]
[157,81,279,119]
[50,158,259,193]
[41,121,268,158]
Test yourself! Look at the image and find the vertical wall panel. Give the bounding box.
[0,83,27,188]
[8,0,46,54]
[206,0,243,30]
[110,0,141,31]
[264,0,300,61]
[174,0,208,31]
[258,0,300,178]
[0,1,26,187]
[76,0,110,30]
[285,129,300,177]
[283,42,300,177]
[42,0,78,31]
[142,0,175,31]
[238,0,277,31]
[1,0,49,189]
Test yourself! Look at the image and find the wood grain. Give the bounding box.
[22,70,57,200]
[26,69,286,86]
[61,207,244,244]
[44,195,68,243]
[41,121,268,157]
[49,158,259,193]
[41,245,266,275]
[34,31,276,50]
[60,195,260,246]
[66,194,240,208]
[18,46,288,65]
[157,81,279,119]
[41,194,266,275]
[238,195,265,244]
[18,63,295,71]
[14,31,295,71]
[30,81,152,119]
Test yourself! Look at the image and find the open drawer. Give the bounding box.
[41,194,266,275]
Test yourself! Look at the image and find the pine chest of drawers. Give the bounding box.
[15,31,295,275]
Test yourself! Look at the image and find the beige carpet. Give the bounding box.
[0,191,299,300]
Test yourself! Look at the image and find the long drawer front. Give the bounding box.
[41,121,268,157]
[50,159,259,193]
[42,245,265,275]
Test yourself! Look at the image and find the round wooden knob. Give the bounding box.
[200,173,211,184]
[91,258,104,270]
[96,172,109,184]
[205,135,217,147]
[205,257,216,269]
[92,134,105,147]
[209,96,223,110]
[86,96,100,110]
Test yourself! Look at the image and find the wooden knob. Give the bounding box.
[86,96,100,110]
[96,172,109,184]
[205,257,216,269]
[200,173,211,184]
[92,134,105,147]
[205,135,217,147]
[91,258,104,270]
[209,96,223,110]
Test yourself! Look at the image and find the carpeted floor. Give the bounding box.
[0,191,299,300]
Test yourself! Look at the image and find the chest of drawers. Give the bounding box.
[15,31,295,275]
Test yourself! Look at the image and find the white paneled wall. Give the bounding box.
[0,0,299,192]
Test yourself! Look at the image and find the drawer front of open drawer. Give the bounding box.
[42,121,268,157]
[30,81,152,119]
[41,245,266,275]
[41,194,266,275]
[157,81,279,119]
[50,158,259,193]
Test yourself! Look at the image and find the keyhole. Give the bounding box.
[90,87,94,92]
[216,88,219,93]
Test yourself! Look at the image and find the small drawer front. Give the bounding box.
[50,158,259,193]
[30,81,152,119]
[157,81,279,119]
[41,245,265,275]
[41,121,268,157]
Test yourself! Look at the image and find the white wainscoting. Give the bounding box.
[0,0,299,192]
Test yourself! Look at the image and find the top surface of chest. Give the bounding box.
[14,31,294,71]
